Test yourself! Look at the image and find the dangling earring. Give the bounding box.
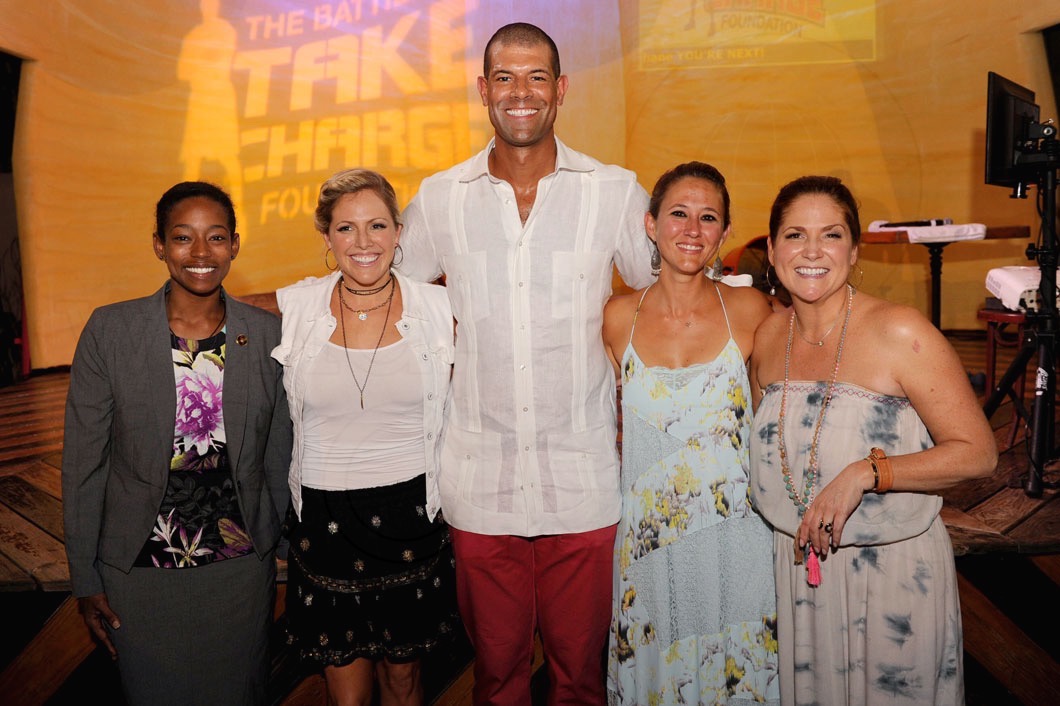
[848,262,864,290]
[393,243,404,268]
[650,241,661,277]
[765,265,778,296]
[709,256,724,280]
[325,248,338,272]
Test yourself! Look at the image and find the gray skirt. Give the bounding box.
[100,551,275,706]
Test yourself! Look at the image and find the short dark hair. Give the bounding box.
[154,181,236,240]
[648,161,731,229]
[483,22,561,78]
[768,175,861,246]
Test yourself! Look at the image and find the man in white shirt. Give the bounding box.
[399,22,654,705]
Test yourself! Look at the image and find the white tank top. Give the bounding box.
[300,337,425,490]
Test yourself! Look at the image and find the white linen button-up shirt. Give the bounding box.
[399,137,654,536]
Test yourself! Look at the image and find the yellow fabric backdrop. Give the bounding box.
[0,0,1056,368]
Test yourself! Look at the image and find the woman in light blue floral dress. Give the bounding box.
[604,162,780,705]
[63,182,291,705]
[748,176,997,705]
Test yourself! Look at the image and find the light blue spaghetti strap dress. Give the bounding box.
[607,284,780,705]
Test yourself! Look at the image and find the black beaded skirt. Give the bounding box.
[285,474,460,665]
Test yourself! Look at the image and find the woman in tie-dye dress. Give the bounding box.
[749,176,997,705]
[604,162,780,705]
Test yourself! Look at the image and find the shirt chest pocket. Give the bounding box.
[551,251,612,320]
[442,252,491,322]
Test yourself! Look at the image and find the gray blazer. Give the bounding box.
[62,284,292,597]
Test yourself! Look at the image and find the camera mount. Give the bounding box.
[982,121,1059,496]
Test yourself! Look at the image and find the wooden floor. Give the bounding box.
[1,329,1059,704]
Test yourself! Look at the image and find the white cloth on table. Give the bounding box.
[719,273,753,287]
[868,220,986,243]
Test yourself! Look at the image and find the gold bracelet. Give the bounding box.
[868,447,893,493]
[867,456,880,491]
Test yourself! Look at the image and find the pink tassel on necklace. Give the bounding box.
[806,550,822,587]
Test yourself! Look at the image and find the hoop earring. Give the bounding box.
[765,265,778,296]
[393,243,404,268]
[650,241,661,277]
[325,248,338,272]
[848,262,864,290]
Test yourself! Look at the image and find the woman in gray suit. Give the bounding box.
[62,181,292,705]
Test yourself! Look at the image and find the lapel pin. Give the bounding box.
[237,334,248,346]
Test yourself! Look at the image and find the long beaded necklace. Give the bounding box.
[777,284,855,586]
[337,278,395,409]
[776,284,855,514]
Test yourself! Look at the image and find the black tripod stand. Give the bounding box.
[982,131,1059,497]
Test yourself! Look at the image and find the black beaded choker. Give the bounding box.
[341,275,393,296]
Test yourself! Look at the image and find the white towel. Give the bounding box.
[720,273,753,287]
[868,220,986,243]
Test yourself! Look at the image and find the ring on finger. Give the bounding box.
[818,520,824,530]
[824,522,833,534]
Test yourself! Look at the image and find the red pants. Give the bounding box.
[449,525,616,706]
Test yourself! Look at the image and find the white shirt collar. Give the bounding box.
[458,136,596,184]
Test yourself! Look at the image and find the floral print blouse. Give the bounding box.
[133,330,253,568]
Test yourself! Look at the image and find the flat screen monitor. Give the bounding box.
[985,71,1040,188]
